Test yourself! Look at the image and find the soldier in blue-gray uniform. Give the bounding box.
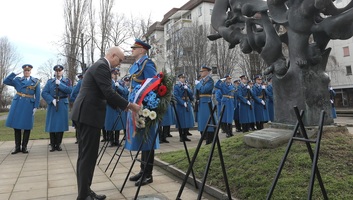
[127,39,157,186]
[105,68,128,147]
[159,100,175,143]
[3,64,41,154]
[215,74,235,138]
[70,73,83,144]
[42,65,72,152]
[329,86,337,118]
[214,88,226,133]
[195,65,215,145]
[237,75,255,133]
[233,79,242,132]
[265,77,274,121]
[174,73,194,142]
[252,75,269,130]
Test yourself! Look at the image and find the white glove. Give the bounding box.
[115,81,120,87]
[184,102,187,107]
[195,80,200,85]
[329,87,333,90]
[52,99,57,107]
[15,71,23,75]
[33,108,37,116]
[247,101,251,105]
[330,100,334,104]
[183,85,188,89]
[55,79,60,85]
[261,100,265,105]
[220,78,226,81]
[246,85,250,89]
[262,85,266,89]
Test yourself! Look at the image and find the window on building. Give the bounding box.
[343,46,350,57]
[186,14,191,19]
[166,39,171,51]
[346,65,352,75]
[198,6,202,17]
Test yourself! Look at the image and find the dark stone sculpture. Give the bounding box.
[209,0,353,125]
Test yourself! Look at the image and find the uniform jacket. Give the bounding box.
[42,76,72,132]
[215,80,236,123]
[174,82,195,129]
[4,73,40,130]
[71,58,129,129]
[265,83,274,121]
[195,75,215,131]
[252,83,269,122]
[237,83,255,123]
[69,79,82,103]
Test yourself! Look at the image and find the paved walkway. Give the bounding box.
[0,130,220,200]
[0,116,351,200]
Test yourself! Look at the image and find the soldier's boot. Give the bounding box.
[107,131,114,147]
[206,131,214,145]
[183,129,191,142]
[242,123,249,133]
[221,123,227,133]
[49,132,56,152]
[22,130,30,153]
[56,132,63,151]
[161,126,170,143]
[12,129,22,154]
[228,124,234,137]
[101,129,107,142]
[178,129,184,142]
[114,131,120,146]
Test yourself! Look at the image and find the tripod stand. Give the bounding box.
[176,103,232,200]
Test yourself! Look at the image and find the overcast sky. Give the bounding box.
[0,0,189,75]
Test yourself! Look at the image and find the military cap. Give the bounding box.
[22,64,33,70]
[233,79,240,83]
[111,67,120,73]
[77,73,83,78]
[247,80,253,84]
[177,73,186,78]
[224,74,232,79]
[53,65,64,71]
[200,65,212,71]
[131,39,151,50]
[239,75,247,79]
[254,75,262,80]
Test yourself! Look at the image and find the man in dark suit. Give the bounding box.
[71,46,140,200]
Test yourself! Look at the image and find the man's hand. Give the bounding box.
[52,99,57,107]
[127,103,141,113]
[183,85,188,89]
[184,102,187,107]
[220,78,226,81]
[330,99,334,104]
[15,71,22,76]
[33,108,37,116]
[115,81,120,87]
[55,79,60,85]
[262,85,266,89]
[261,100,265,105]
[329,87,333,90]
[195,80,200,85]
[247,101,251,105]
[246,85,250,89]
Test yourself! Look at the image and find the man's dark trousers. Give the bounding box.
[75,122,100,199]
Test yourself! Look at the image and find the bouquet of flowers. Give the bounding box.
[128,71,173,139]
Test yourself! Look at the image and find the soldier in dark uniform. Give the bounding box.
[174,73,194,142]
[195,65,215,145]
[329,86,337,118]
[237,75,255,133]
[233,79,242,132]
[3,64,41,154]
[251,75,269,130]
[265,76,274,122]
[42,65,72,152]
[70,73,84,144]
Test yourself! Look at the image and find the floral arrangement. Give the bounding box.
[128,71,173,138]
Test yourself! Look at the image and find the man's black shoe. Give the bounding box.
[184,137,191,141]
[166,133,173,137]
[129,172,143,181]
[160,139,169,143]
[135,176,153,186]
[11,148,21,154]
[100,139,106,142]
[187,132,192,136]
[90,190,106,200]
[22,147,29,153]
[49,145,56,152]
[56,145,62,151]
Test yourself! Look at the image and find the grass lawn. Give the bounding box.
[0,110,75,141]
[157,129,353,199]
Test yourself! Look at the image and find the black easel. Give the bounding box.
[266,106,328,200]
[170,100,198,189]
[176,103,232,200]
[97,109,123,165]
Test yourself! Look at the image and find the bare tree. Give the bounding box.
[96,0,115,57]
[37,59,57,85]
[0,37,21,107]
[63,0,90,86]
[108,14,131,49]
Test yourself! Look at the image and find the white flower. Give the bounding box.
[149,111,157,120]
[142,108,150,117]
[136,117,146,128]
[138,107,144,116]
